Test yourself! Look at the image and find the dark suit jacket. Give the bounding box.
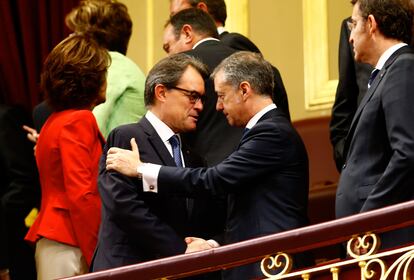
[336,46,414,247]
[330,18,373,171]
[32,101,52,132]
[158,108,309,279]
[183,40,241,166]
[219,31,260,53]
[92,116,215,271]
[0,105,39,280]
[219,31,291,120]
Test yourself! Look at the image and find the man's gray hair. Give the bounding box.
[211,51,274,96]
[144,53,208,106]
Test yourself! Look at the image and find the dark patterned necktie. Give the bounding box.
[368,68,380,88]
[169,135,183,167]
[169,134,193,216]
[243,128,250,137]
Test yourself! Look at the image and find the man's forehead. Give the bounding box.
[170,0,192,14]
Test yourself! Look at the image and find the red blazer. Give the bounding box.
[25,109,104,265]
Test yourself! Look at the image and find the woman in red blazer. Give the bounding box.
[25,34,110,279]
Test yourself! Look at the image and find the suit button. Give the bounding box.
[342,163,346,169]
[149,185,155,190]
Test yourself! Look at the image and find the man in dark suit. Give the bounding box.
[0,104,40,280]
[169,0,291,120]
[329,2,373,171]
[106,52,310,279]
[336,0,414,248]
[163,8,240,166]
[91,53,216,271]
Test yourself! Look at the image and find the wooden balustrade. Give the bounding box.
[64,200,414,280]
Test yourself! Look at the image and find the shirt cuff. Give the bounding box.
[207,239,220,248]
[138,163,161,192]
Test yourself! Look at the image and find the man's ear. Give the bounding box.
[239,81,251,100]
[181,24,193,44]
[196,2,209,13]
[367,15,377,35]
[154,84,167,102]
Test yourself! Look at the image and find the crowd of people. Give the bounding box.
[2,0,414,279]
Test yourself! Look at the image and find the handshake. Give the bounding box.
[185,237,220,254]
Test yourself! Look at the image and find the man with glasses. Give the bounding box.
[163,8,240,167]
[91,53,217,271]
[335,0,414,249]
[329,0,373,172]
[105,52,310,279]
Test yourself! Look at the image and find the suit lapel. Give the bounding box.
[139,117,176,167]
[237,108,278,149]
[343,46,412,158]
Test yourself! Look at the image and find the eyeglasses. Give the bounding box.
[346,19,357,32]
[168,86,205,104]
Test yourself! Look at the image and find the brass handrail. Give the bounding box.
[65,200,414,280]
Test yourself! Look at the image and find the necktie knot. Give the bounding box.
[368,68,380,87]
[169,135,183,167]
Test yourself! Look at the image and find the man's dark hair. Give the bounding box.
[188,0,227,26]
[144,53,208,106]
[65,0,132,54]
[41,34,110,111]
[167,8,219,39]
[357,0,413,43]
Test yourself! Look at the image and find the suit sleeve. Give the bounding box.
[59,113,101,265]
[158,122,303,196]
[361,56,414,212]
[98,129,186,257]
[329,18,360,171]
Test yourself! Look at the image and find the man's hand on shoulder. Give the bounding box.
[106,138,142,177]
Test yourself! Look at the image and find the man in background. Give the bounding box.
[329,0,372,171]
[336,0,414,248]
[169,0,290,119]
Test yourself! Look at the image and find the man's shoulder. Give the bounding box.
[106,121,146,147]
[188,40,236,56]
[220,32,261,53]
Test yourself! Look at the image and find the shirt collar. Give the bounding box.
[375,42,407,70]
[217,26,226,35]
[193,37,220,49]
[145,111,176,144]
[245,103,277,129]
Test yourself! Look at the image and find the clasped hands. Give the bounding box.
[185,237,219,253]
[106,139,219,253]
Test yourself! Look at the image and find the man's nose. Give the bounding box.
[216,100,223,111]
[194,98,203,111]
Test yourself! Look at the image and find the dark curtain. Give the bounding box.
[0,0,79,113]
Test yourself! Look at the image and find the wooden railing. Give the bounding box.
[65,200,414,280]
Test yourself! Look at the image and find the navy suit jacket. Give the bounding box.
[158,108,309,279]
[92,116,211,271]
[336,46,414,246]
